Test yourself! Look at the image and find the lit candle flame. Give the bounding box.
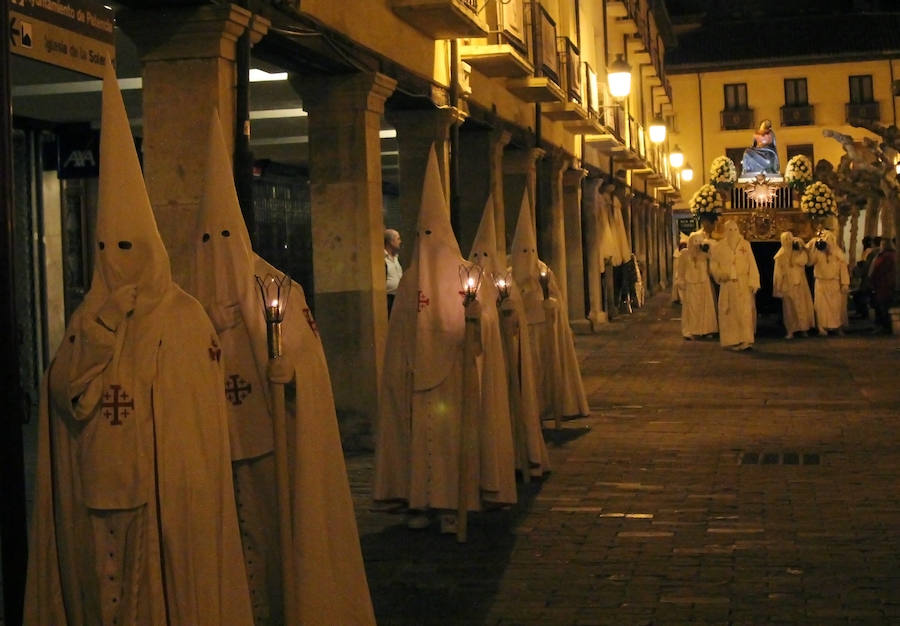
[496,279,506,289]
[466,277,475,290]
[270,299,279,308]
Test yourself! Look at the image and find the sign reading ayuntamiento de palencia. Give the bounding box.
[9,0,114,78]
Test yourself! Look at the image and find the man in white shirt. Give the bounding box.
[384,228,402,314]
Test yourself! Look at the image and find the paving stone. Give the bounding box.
[349,294,900,624]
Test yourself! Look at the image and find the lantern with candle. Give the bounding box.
[458,263,483,305]
[494,270,512,305]
[255,272,292,359]
[538,268,550,300]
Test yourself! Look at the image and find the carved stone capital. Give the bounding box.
[119,4,269,62]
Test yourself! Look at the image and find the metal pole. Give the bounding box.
[1,0,28,619]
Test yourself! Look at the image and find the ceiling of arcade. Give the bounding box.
[10,28,402,187]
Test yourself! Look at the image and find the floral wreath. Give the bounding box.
[689,183,725,219]
[784,154,813,191]
[709,156,737,191]
[800,181,837,217]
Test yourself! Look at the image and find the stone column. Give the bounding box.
[663,206,674,288]
[580,176,605,330]
[386,107,463,266]
[503,147,545,249]
[538,150,572,304]
[118,4,269,287]
[297,72,397,442]
[456,125,510,257]
[640,200,651,294]
[490,129,512,256]
[563,168,590,333]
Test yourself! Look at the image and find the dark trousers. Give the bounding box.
[874,299,892,332]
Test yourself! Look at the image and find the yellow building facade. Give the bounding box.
[670,58,900,208]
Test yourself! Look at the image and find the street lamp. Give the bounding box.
[607,53,632,99]
[681,162,694,182]
[648,114,666,144]
[669,145,684,169]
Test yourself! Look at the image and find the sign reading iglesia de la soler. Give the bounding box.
[9,0,114,78]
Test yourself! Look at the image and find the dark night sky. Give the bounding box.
[663,0,900,67]
[664,0,898,21]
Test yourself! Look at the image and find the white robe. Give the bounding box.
[773,234,815,335]
[710,223,760,347]
[191,112,375,626]
[469,196,547,478]
[509,192,588,421]
[25,66,252,626]
[597,190,621,266]
[676,240,718,338]
[375,147,516,511]
[807,238,850,331]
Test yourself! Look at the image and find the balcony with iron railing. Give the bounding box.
[506,1,565,102]
[845,101,880,124]
[459,0,532,78]
[547,41,601,132]
[391,0,488,39]
[781,104,814,127]
[721,108,755,131]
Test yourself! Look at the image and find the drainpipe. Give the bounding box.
[1,0,27,620]
[449,38,461,238]
[697,72,705,184]
[890,58,897,126]
[235,9,254,243]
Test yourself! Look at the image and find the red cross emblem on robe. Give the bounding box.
[303,308,319,337]
[417,291,430,312]
[102,384,134,426]
[224,374,252,406]
[209,336,222,362]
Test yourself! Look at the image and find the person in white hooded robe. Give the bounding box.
[190,112,375,625]
[710,220,760,350]
[671,233,689,304]
[806,229,850,335]
[772,231,815,339]
[676,232,718,340]
[375,146,517,532]
[469,195,549,478]
[25,64,252,626]
[509,190,589,423]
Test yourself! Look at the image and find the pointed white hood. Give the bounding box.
[408,145,467,391]
[469,194,503,283]
[87,61,170,316]
[510,189,540,287]
[192,109,270,403]
[774,230,793,261]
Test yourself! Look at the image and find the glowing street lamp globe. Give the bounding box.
[669,145,684,169]
[607,54,632,99]
[648,115,666,144]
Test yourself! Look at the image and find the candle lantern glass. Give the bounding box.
[255,273,292,358]
[458,263,484,305]
[494,270,512,304]
[538,269,550,300]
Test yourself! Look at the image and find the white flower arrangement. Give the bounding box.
[709,156,737,190]
[784,154,813,191]
[800,181,837,217]
[689,183,725,217]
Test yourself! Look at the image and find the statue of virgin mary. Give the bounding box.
[741,119,779,175]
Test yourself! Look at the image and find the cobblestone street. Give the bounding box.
[349,293,900,625]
